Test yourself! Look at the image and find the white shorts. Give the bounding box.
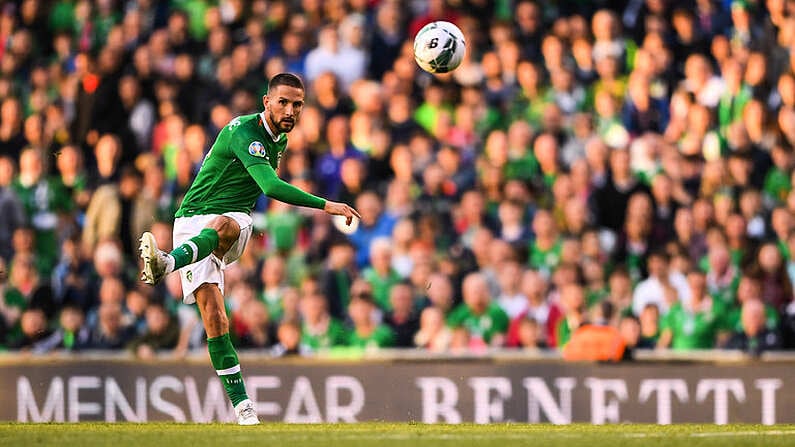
[172,212,253,304]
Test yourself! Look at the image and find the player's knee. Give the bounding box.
[209,217,239,248]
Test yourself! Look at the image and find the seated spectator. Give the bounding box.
[0,256,24,346]
[271,321,303,357]
[7,253,55,320]
[347,191,397,268]
[318,240,356,320]
[280,287,301,324]
[362,237,401,311]
[87,302,136,350]
[236,300,275,349]
[583,257,609,308]
[638,303,661,348]
[128,303,180,359]
[705,243,740,304]
[725,299,782,356]
[632,250,690,316]
[496,261,526,319]
[12,308,51,350]
[497,199,532,246]
[447,273,509,348]
[657,269,731,350]
[527,209,562,278]
[755,241,793,312]
[346,291,396,349]
[507,270,551,347]
[445,325,471,354]
[86,276,127,328]
[123,288,148,335]
[305,26,365,92]
[619,315,642,358]
[414,306,452,352]
[229,282,258,339]
[384,282,420,348]
[0,156,25,263]
[607,266,634,316]
[725,273,780,333]
[421,272,455,315]
[299,291,348,352]
[516,318,546,350]
[258,256,289,322]
[51,236,92,311]
[32,305,90,353]
[389,219,416,278]
[556,283,588,348]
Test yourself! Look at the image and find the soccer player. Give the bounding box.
[138,73,359,425]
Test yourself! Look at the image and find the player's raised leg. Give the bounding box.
[139,217,238,285]
[195,282,258,425]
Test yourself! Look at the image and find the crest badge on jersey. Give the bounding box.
[248,141,267,158]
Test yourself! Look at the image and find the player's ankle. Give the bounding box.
[164,254,176,274]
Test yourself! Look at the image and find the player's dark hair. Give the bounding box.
[268,73,304,93]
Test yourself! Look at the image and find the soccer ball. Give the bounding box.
[413,21,466,74]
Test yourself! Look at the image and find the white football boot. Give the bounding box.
[234,399,260,425]
[139,232,171,285]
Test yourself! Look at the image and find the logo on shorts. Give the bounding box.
[248,141,268,158]
[186,270,193,282]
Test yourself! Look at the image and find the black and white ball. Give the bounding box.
[413,21,466,74]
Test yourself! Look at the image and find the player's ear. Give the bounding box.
[262,94,269,109]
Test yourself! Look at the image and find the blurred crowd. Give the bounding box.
[2,0,795,359]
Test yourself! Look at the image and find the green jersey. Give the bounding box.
[764,167,791,204]
[346,324,396,349]
[725,303,780,333]
[447,302,509,344]
[362,267,402,311]
[301,318,349,351]
[662,299,731,350]
[528,238,562,276]
[12,177,73,276]
[177,112,325,218]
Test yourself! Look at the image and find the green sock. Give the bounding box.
[207,333,249,407]
[170,228,220,270]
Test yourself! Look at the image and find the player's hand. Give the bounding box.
[324,201,361,226]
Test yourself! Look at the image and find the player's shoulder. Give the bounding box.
[224,113,260,136]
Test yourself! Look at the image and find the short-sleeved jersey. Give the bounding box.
[176,112,287,217]
[661,298,731,350]
[447,302,509,344]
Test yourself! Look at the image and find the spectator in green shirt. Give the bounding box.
[299,291,348,352]
[528,209,562,278]
[447,272,509,347]
[346,291,395,349]
[13,148,74,277]
[725,273,780,333]
[362,237,401,311]
[764,143,793,204]
[658,269,731,350]
[717,58,752,136]
[555,283,587,348]
[705,243,741,304]
[258,256,289,322]
[0,256,25,347]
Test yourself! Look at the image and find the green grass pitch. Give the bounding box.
[2,423,795,447]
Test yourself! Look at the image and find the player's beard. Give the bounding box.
[270,111,295,133]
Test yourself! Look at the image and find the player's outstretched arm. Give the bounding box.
[248,163,360,225]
